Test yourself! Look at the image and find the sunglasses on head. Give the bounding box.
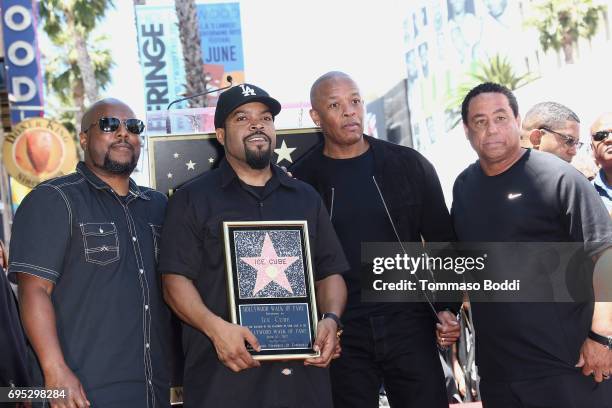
[86,117,145,135]
[540,127,583,148]
[592,130,612,142]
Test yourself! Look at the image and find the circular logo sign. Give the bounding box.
[2,118,78,187]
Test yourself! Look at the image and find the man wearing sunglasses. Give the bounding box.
[591,113,612,216]
[8,98,172,407]
[522,101,582,163]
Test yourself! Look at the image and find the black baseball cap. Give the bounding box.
[214,83,282,129]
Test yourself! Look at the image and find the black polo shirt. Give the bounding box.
[8,162,172,407]
[158,158,348,408]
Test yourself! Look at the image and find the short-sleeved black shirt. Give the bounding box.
[158,158,349,407]
[452,149,612,381]
[8,162,172,407]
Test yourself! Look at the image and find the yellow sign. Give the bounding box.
[2,117,78,188]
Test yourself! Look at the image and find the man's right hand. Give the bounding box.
[209,317,261,372]
[44,363,90,408]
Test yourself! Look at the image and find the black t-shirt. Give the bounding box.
[158,159,348,407]
[452,149,612,381]
[319,148,405,320]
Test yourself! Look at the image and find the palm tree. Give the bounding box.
[39,0,114,105]
[43,32,113,134]
[175,0,208,107]
[526,0,607,64]
[445,55,536,129]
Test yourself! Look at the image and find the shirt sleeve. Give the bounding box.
[312,198,350,281]
[7,185,71,284]
[419,155,456,242]
[558,168,612,257]
[158,188,204,280]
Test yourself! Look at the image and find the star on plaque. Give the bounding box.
[240,233,299,296]
[167,173,173,179]
[173,152,179,159]
[274,140,297,164]
[186,160,196,170]
[208,157,215,164]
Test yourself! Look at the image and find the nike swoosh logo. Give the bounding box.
[508,193,522,200]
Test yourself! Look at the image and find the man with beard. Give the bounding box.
[9,98,172,407]
[158,84,348,408]
[291,71,459,408]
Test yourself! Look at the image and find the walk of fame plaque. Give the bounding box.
[223,221,320,360]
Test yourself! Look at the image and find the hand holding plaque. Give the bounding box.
[223,221,320,360]
[304,317,339,368]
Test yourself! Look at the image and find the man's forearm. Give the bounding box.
[18,279,67,373]
[315,274,347,317]
[592,248,612,335]
[162,274,223,338]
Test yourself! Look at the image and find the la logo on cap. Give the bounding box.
[240,84,256,97]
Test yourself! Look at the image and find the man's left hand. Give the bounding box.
[304,318,338,368]
[576,337,612,382]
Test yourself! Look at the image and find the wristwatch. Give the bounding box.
[321,312,344,337]
[588,330,612,350]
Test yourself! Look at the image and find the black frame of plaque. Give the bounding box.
[223,220,320,360]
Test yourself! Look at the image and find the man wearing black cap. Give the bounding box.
[158,83,349,408]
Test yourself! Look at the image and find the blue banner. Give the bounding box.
[135,2,244,116]
[197,3,244,73]
[1,0,44,124]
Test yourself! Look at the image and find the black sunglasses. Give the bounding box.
[540,127,583,148]
[85,117,145,135]
[592,130,612,142]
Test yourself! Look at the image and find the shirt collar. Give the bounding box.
[76,162,150,200]
[219,157,295,190]
[594,168,612,193]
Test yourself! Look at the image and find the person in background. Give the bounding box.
[521,101,582,163]
[0,239,31,390]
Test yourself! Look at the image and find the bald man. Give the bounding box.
[9,99,172,407]
[591,113,612,216]
[522,101,582,163]
[291,72,459,408]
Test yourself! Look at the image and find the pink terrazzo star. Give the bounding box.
[240,233,299,296]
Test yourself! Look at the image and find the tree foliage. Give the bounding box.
[526,0,607,63]
[39,0,114,133]
[446,55,537,129]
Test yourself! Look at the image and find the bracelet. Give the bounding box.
[321,312,343,330]
[588,330,612,350]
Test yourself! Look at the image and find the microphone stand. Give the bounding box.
[165,75,233,134]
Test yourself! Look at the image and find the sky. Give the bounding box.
[102,0,407,118]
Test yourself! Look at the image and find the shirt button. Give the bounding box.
[146,343,150,348]
[145,304,149,310]
[281,368,292,376]
[148,380,152,385]
[132,236,137,242]
[139,269,144,274]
